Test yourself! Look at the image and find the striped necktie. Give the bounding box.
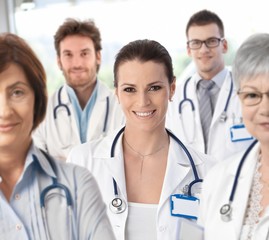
[198,80,215,153]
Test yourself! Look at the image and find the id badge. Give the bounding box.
[230,124,253,142]
[170,194,200,220]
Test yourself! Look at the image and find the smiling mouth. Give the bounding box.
[0,124,16,132]
[134,110,155,117]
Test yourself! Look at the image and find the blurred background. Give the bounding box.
[1,0,268,94]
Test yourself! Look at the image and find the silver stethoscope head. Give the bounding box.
[219,111,227,123]
[109,197,127,214]
[220,203,232,222]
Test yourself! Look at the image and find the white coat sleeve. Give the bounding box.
[73,165,116,240]
[32,120,48,153]
[66,143,91,168]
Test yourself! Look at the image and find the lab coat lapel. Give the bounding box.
[87,81,109,139]
[103,133,127,199]
[61,85,80,141]
[158,138,201,208]
[227,143,259,238]
[211,71,235,125]
[180,76,204,152]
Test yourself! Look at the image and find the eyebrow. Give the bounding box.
[62,48,92,53]
[119,81,164,88]
[7,81,31,89]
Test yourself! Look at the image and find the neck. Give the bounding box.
[74,81,96,109]
[0,142,30,181]
[123,126,169,157]
[199,65,224,80]
[260,143,269,168]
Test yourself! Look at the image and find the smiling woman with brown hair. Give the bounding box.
[68,39,213,240]
[0,32,115,240]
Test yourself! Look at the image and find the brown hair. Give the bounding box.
[186,9,224,38]
[0,33,47,130]
[114,39,174,88]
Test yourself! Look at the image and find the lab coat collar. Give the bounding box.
[31,145,57,179]
[226,141,260,238]
[94,128,127,199]
[211,69,236,125]
[96,80,113,100]
[159,136,203,208]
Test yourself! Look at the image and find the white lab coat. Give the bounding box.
[166,68,254,162]
[198,141,268,240]
[67,127,215,240]
[33,81,125,161]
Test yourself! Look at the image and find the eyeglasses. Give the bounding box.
[187,37,224,50]
[237,90,269,106]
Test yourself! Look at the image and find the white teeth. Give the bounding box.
[135,111,153,117]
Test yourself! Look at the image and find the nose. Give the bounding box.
[199,42,210,52]
[0,95,13,119]
[71,55,83,68]
[136,91,151,107]
[259,93,269,116]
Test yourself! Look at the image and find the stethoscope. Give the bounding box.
[178,73,233,143]
[53,86,110,145]
[35,150,73,240]
[109,126,203,214]
[219,139,258,222]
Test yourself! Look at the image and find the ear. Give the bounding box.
[187,45,192,57]
[169,77,176,101]
[96,50,101,65]
[222,39,228,54]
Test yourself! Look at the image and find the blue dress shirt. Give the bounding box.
[0,143,115,240]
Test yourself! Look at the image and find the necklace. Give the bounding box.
[124,136,167,175]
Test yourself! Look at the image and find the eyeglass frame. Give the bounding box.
[187,37,225,50]
[237,90,269,106]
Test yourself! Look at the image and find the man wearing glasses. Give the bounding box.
[166,9,254,163]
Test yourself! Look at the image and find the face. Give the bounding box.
[239,75,269,144]
[115,60,175,132]
[187,23,228,80]
[57,35,101,89]
[0,63,35,151]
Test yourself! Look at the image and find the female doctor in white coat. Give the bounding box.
[198,33,269,240]
[68,39,214,240]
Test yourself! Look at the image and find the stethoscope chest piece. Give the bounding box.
[109,197,126,214]
[220,203,232,222]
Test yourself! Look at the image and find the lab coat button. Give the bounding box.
[15,224,22,231]
[15,194,21,200]
[159,226,167,232]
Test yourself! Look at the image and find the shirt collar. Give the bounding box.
[194,68,228,89]
[29,145,57,178]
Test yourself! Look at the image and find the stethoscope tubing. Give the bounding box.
[110,126,202,197]
[33,151,73,240]
[228,139,258,202]
[179,72,233,120]
[54,85,109,134]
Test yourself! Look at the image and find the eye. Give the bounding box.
[192,40,200,44]
[123,87,136,93]
[207,38,218,44]
[149,85,161,91]
[82,51,90,57]
[11,89,25,98]
[244,92,260,99]
[63,52,72,57]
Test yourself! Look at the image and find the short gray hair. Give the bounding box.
[233,33,269,90]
